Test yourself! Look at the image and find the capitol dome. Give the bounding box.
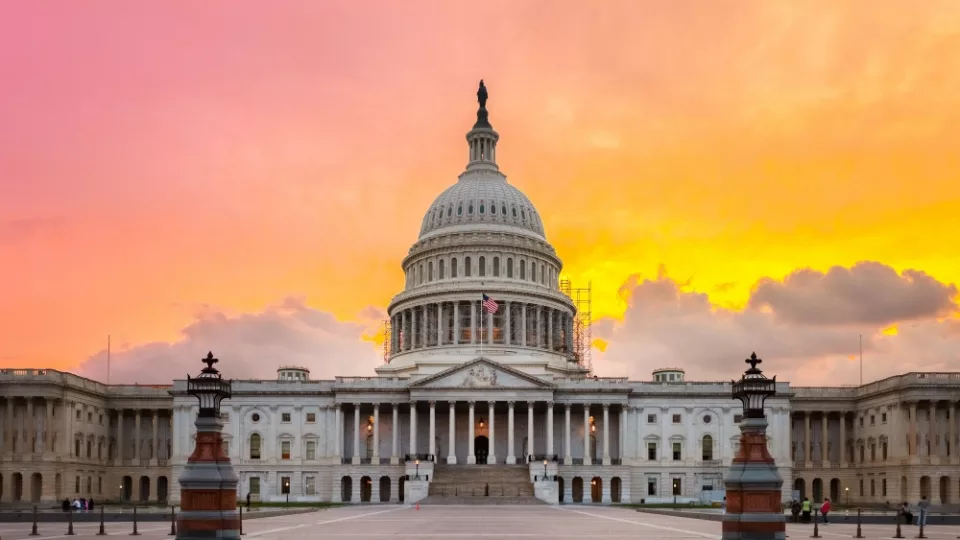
[378,81,585,379]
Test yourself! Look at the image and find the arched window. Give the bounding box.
[452,258,458,278]
[520,260,526,280]
[491,204,496,215]
[457,205,463,216]
[702,435,713,461]
[479,202,485,215]
[447,206,452,217]
[428,261,433,281]
[507,258,513,278]
[479,256,486,277]
[502,204,507,216]
[465,257,472,277]
[418,264,423,284]
[468,203,474,215]
[250,434,261,460]
[531,262,537,282]
[493,257,500,277]
[439,260,445,279]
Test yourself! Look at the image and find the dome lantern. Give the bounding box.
[465,80,500,173]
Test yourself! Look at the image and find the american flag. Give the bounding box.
[482,293,499,314]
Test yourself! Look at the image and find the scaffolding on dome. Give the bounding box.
[382,319,392,364]
[560,279,593,372]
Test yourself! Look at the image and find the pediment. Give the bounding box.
[408,358,554,390]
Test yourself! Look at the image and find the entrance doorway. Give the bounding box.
[475,436,489,465]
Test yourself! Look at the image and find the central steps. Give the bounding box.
[424,464,538,504]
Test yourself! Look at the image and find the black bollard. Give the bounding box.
[854,507,863,538]
[97,505,106,536]
[240,505,245,536]
[810,508,820,538]
[30,505,39,536]
[894,512,904,538]
[169,505,177,536]
[130,504,140,536]
[67,506,76,535]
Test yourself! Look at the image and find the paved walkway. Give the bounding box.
[3,504,960,540]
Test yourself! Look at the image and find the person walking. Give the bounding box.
[917,496,929,527]
[801,497,811,523]
[820,498,831,523]
[791,499,801,523]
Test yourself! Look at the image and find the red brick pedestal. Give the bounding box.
[177,414,239,540]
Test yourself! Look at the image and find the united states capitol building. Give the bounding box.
[2,83,959,507]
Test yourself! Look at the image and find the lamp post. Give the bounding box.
[543,459,548,481]
[415,459,420,480]
[284,480,290,507]
[845,486,849,506]
[177,352,238,540]
[721,352,784,540]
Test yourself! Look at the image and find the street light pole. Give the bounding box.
[543,459,548,480]
[415,459,420,480]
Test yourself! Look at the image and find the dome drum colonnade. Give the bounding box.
[383,80,579,370]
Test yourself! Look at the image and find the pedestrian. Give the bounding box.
[791,499,801,523]
[820,498,831,524]
[89,498,95,512]
[916,496,929,527]
[721,496,726,515]
[801,497,811,523]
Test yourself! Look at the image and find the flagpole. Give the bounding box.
[480,294,484,359]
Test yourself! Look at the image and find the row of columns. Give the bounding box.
[794,400,959,466]
[389,301,573,355]
[342,402,616,465]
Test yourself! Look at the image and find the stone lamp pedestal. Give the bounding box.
[177,415,239,540]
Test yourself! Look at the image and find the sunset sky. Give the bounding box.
[2,1,959,386]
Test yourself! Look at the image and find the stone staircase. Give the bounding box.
[421,464,543,505]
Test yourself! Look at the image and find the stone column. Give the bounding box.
[45,400,54,453]
[402,310,409,350]
[428,401,436,458]
[584,406,591,463]
[546,402,554,457]
[352,404,361,464]
[520,304,527,346]
[839,414,847,466]
[470,302,477,344]
[951,402,957,463]
[821,413,828,464]
[373,403,380,462]
[4,398,13,453]
[468,401,476,464]
[564,404,572,464]
[391,404,399,464]
[526,401,535,461]
[420,306,427,347]
[134,408,142,461]
[929,402,936,458]
[448,402,457,464]
[453,302,460,345]
[507,402,516,464]
[151,410,159,460]
[25,398,34,453]
[437,303,443,345]
[804,413,811,463]
[547,309,554,350]
[505,302,511,345]
[536,309,542,348]
[909,402,918,456]
[602,404,611,465]
[488,401,497,464]
[335,404,342,458]
[409,401,418,456]
[116,409,124,461]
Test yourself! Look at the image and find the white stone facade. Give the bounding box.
[0,368,173,505]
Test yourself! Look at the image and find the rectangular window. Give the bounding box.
[881,412,887,423]
[99,414,103,425]
[859,417,864,427]
[672,414,682,424]
[306,413,316,423]
[883,442,888,460]
[250,436,261,460]
[859,479,864,496]
[871,444,876,461]
[249,477,260,495]
[76,410,81,420]
[882,478,887,496]
[306,441,316,460]
[86,476,92,493]
[870,415,875,425]
[98,477,102,494]
[281,441,291,460]
[734,414,743,424]
[672,478,682,496]
[647,442,657,460]
[75,476,80,493]
[647,478,657,496]
[87,412,92,422]
[281,476,291,494]
[647,414,657,423]
[282,413,291,423]
[672,442,682,460]
[870,478,876,496]
[305,476,316,495]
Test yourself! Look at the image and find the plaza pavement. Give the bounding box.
[4,504,960,540]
